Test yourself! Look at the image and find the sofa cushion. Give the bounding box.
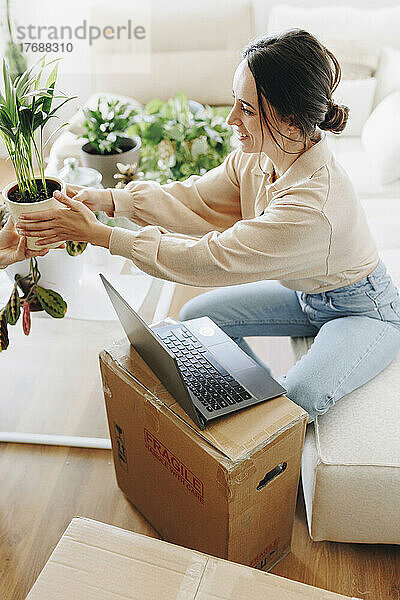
[332,77,377,137]
[267,5,400,56]
[326,135,400,199]
[89,0,253,105]
[297,332,400,543]
[340,63,373,80]
[360,199,400,252]
[373,45,400,108]
[361,92,400,184]
[319,38,380,73]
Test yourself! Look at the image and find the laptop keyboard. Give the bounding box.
[157,327,252,413]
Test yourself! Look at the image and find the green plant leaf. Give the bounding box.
[41,81,55,115]
[43,95,77,125]
[191,136,208,158]
[42,121,69,150]
[145,98,164,114]
[0,309,9,351]
[66,241,87,256]
[32,109,47,131]
[23,90,52,99]
[143,120,163,143]
[165,122,185,142]
[6,287,21,325]
[45,61,59,90]
[2,59,12,108]
[14,64,35,97]
[19,106,33,131]
[0,123,15,143]
[35,286,67,318]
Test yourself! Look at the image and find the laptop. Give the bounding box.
[100,274,287,430]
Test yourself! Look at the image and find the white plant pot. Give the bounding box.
[2,176,66,251]
[86,242,110,266]
[5,249,85,302]
[80,135,141,188]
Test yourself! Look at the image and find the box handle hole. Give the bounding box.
[257,462,287,491]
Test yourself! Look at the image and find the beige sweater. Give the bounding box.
[108,130,379,293]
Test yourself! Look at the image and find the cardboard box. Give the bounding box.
[99,337,308,571]
[26,517,361,599]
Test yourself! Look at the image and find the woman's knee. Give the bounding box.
[179,291,218,322]
[282,375,335,423]
[179,298,200,322]
[179,286,237,323]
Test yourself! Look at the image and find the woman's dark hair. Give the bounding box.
[241,29,349,155]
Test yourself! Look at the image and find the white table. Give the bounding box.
[0,249,175,446]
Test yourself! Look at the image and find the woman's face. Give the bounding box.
[226,59,291,156]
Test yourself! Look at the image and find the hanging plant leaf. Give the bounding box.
[35,286,67,319]
[66,241,87,256]
[22,301,31,335]
[0,309,9,351]
[6,287,21,325]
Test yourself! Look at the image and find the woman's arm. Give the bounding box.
[107,199,332,287]
[16,189,330,288]
[65,149,242,236]
[16,189,331,287]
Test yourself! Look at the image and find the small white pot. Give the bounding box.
[80,135,141,188]
[86,242,110,266]
[2,176,66,251]
[5,249,85,302]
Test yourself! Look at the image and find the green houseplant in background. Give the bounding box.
[80,96,141,188]
[3,0,28,82]
[0,55,83,351]
[126,91,233,185]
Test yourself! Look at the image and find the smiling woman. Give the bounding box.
[16,28,400,424]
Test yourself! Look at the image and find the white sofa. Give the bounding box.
[45,2,400,544]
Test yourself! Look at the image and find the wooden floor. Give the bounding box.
[1,159,400,599]
[1,439,399,600]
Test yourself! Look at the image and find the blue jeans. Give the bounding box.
[179,259,400,423]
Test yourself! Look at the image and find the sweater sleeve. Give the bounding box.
[108,197,332,287]
[109,148,242,236]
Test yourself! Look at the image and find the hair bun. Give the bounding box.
[319,101,349,134]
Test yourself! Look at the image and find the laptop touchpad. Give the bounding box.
[209,342,255,372]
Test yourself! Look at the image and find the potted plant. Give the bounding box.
[1,56,75,247]
[126,91,233,184]
[80,96,141,188]
[0,55,82,351]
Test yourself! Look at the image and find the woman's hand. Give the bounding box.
[65,184,115,216]
[16,190,112,249]
[0,217,51,268]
